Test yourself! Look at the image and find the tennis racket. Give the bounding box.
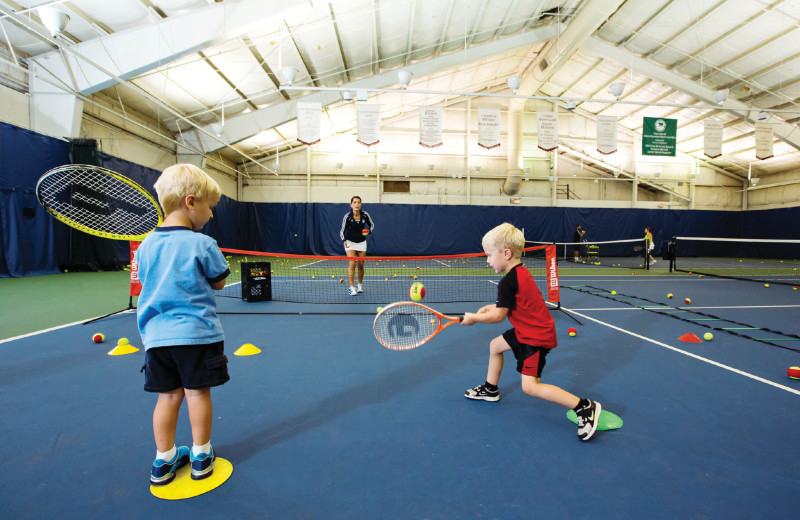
[373,301,462,351]
[36,164,163,240]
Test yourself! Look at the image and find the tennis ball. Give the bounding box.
[331,275,335,279]
[684,298,691,304]
[788,366,800,380]
[385,277,389,281]
[92,333,105,343]
[118,337,129,346]
[611,290,617,295]
[703,332,713,341]
[393,274,397,278]
[567,327,577,337]
[312,275,316,279]
[430,319,436,326]
[699,275,703,279]
[376,307,383,313]
[409,282,426,301]
[667,293,673,299]
[764,283,770,288]
[362,229,369,235]
[340,279,344,283]
[794,286,798,290]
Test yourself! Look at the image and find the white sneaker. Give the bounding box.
[348,286,357,296]
[651,259,657,264]
[357,284,364,293]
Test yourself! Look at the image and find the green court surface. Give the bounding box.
[0,271,131,340]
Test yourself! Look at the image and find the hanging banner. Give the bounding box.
[419,106,443,148]
[641,117,677,156]
[296,102,321,145]
[357,103,381,146]
[537,112,559,151]
[478,108,501,149]
[755,122,773,160]
[129,241,142,297]
[703,119,723,158]
[596,115,618,155]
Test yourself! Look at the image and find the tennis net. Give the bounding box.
[217,245,560,307]
[526,238,652,270]
[670,237,800,285]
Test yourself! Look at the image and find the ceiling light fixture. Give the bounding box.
[342,91,353,101]
[507,76,522,94]
[713,89,728,106]
[282,66,297,86]
[37,6,70,37]
[757,111,768,121]
[209,123,223,136]
[398,70,412,89]
[609,82,625,100]
[566,99,576,111]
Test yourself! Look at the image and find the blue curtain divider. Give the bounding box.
[3,121,799,276]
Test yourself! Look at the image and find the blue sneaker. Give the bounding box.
[191,446,215,480]
[150,446,190,485]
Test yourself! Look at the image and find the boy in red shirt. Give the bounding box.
[461,223,601,441]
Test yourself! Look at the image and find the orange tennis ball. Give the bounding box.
[362,228,369,235]
[409,282,425,301]
[567,327,577,337]
[667,293,673,299]
[92,333,105,343]
[788,367,800,379]
[684,298,691,304]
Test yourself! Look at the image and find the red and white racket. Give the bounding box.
[373,302,462,351]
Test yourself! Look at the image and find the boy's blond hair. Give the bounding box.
[154,164,221,214]
[482,223,525,258]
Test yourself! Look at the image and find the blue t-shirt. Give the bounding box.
[136,226,230,350]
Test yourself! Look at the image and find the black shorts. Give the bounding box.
[143,341,229,392]
[502,329,551,378]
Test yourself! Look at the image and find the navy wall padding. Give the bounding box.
[0,122,69,277]
[3,122,799,276]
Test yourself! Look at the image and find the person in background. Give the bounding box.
[340,195,374,296]
[645,226,656,265]
[573,224,585,262]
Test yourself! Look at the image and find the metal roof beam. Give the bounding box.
[182,21,565,154]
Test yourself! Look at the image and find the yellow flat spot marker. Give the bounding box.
[234,343,261,356]
[150,457,233,500]
[108,338,139,356]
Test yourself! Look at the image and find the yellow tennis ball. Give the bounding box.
[667,293,673,299]
[376,307,383,313]
[611,290,617,295]
[703,332,713,341]
[430,319,436,326]
[764,283,770,288]
[118,337,129,346]
[409,282,426,301]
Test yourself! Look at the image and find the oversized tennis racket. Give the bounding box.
[36,164,162,240]
[373,302,462,351]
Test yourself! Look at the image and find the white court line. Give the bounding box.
[0,310,136,345]
[570,304,800,311]
[563,306,800,397]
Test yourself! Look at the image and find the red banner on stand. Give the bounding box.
[545,244,560,304]
[130,241,142,297]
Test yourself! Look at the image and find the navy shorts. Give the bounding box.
[143,341,229,392]
[502,329,551,378]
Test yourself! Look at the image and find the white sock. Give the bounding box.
[192,441,212,457]
[156,445,176,462]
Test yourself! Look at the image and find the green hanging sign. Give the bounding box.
[642,117,677,156]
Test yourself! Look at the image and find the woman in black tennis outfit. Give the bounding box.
[340,196,374,296]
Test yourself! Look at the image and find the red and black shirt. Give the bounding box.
[496,263,557,348]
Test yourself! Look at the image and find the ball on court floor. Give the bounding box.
[92,333,105,343]
[703,332,713,341]
[340,279,344,283]
[611,290,617,295]
[684,298,691,304]
[567,327,577,337]
[794,286,798,290]
[667,293,673,299]
[788,366,800,380]
[409,282,426,301]
[699,275,703,279]
[118,337,129,346]
[764,283,770,288]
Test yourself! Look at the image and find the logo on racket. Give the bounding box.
[387,313,420,338]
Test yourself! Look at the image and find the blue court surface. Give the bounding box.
[2,274,799,519]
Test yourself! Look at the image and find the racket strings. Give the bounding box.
[38,166,160,237]
[374,305,439,350]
